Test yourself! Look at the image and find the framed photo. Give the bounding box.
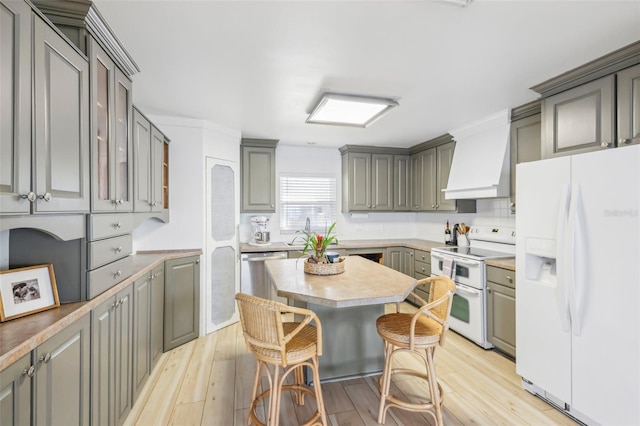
[0,264,60,322]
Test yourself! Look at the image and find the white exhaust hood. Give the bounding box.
[443,109,511,200]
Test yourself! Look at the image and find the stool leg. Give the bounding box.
[377,341,394,424]
[268,365,281,426]
[310,355,328,426]
[249,360,263,425]
[425,347,443,426]
[293,365,305,405]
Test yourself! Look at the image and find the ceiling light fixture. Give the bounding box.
[306,93,399,128]
[440,0,473,7]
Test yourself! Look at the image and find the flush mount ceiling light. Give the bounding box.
[306,93,399,128]
[440,0,473,6]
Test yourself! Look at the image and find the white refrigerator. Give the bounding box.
[516,145,640,425]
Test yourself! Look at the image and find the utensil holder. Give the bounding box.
[457,234,469,247]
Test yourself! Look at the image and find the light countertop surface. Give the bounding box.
[265,256,417,308]
[485,257,516,271]
[241,238,445,254]
[0,250,202,371]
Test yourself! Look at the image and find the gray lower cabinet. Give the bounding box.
[413,249,431,304]
[486,266,516,358]
[1,315,91,426]
[35,313,91,425]
[132,275,151,402]
[150,265,165,371]
[164,255,200,351]
[91,285,133,426]
[241,139,278,213]
[0,353,32,425]
[510,102,541,213]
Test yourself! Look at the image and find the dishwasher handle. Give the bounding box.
[244,254,288,262]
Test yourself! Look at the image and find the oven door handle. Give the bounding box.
[455,285,482,297]
[454,258,481,268]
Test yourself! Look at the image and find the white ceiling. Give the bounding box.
[94,0,640,148]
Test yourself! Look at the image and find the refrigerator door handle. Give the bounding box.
[568,184,587,336]
[556,184,572,332]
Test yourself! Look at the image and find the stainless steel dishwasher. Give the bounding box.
[240,252,288,300]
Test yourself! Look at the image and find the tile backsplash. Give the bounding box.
[474,198,515,227]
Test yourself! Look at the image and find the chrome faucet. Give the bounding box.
[305,217,310,232]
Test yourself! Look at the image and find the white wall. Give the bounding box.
[240,144,515,244]
[132,116,240,252]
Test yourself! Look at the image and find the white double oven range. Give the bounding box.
[431,226,515,349]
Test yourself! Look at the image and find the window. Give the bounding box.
[279,174,336,234]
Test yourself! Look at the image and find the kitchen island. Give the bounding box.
[265,255,417,381]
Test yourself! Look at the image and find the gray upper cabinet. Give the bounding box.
[510,102,541,213]
[541,75,615,158]
[164,255,200,351]
[35,314,90,426]
[435,141,456,211]
[33,14,90,213]
[133,108,169,214]
[411,141,462,212]
[347,152,393,211]
[1,7,89,214]
[617,63,640,147]
[0,0,31,215]
[90,37,133,212]
[411,149,435,211]
[341,149,393,212]
[241,139,278,212]
[532,41,640,158]
[393,155,411,211]
[0,353,31,426]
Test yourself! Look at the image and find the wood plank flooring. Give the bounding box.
[125,303,578,426]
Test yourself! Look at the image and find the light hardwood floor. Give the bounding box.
[125,303,578,426]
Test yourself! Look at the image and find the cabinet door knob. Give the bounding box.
[113,270,122,279]
[195,259,200,264]
[38,192,52,202]
[619,138,632,145]
[114,222,122,229]
[488,288,493,294]
[431,204,436,209]
[22,365,36,377]
[39,352,51,363]
[507,275,513,282]
[20,192,36,202]
[601,141,612,148]
[115,246,123,253]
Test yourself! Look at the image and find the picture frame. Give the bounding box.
[0,264,60,322]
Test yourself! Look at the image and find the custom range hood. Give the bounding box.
[443,109,511,200]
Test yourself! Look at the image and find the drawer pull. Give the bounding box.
[113,222,122,229]
[115,246,123,253]
[39,353,51,363]
[113,270,122,279]
[507,275,513,282]
[23,365,36,377]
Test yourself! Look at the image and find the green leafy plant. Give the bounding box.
[292,222,338,263]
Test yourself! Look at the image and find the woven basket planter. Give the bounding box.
[304,258,345,275]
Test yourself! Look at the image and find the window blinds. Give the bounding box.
[279,174,336,233]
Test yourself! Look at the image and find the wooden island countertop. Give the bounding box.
[265,255,417,308]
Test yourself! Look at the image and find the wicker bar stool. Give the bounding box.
[235,292,327,426]
[376,276,456,425]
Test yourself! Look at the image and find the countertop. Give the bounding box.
[0,249,202,371]
[265,256,417,308]
[485,257,516,271]
[241,238,445,254]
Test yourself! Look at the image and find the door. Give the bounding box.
[133,109,152,212]
[164,256,200,350]
[617,63,640,147]
[347,152,371,211]
[0,353,31,426]
[420,148,437,211]
[515,156,572,403]
[150,126,164,212]
[132,275,151,401]
[0,0,31,214]
[149,266,164,370]
[371,154,393,211]
[436,142,456,211]
[33,16,90,213]
[569,146,640,424]
[393,155,411,211]
[205,157,240,334]
[34,314,90,426]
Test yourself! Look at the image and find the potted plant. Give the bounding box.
[292,222,344,274]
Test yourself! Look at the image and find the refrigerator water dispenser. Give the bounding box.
[524,237,556,284]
